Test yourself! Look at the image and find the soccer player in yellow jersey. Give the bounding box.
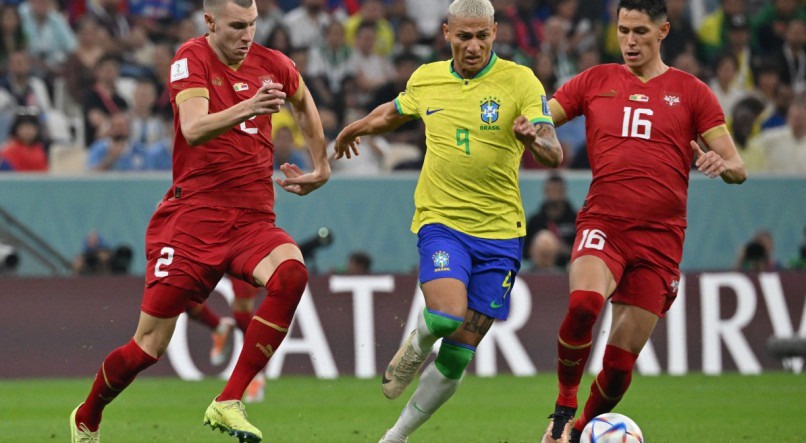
[335,0,563,440]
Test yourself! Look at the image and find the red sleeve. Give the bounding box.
[552,67,592,119]
[169,41,209,100]
[692,78,725,136]
[279,53,300,99]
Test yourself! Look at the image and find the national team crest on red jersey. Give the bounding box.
[664,95,681,106]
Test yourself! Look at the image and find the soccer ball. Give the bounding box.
[580,412,644,443]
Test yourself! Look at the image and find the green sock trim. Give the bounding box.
[423,308,463,338]
[435,342,475,380]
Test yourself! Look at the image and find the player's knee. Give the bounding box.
[435,340,476,380]
[423,308,463,338]
[266,260,308,301]
[568,290,605,329]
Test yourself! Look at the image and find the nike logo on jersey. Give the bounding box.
[598,89,618,97]
[426,108,444,115]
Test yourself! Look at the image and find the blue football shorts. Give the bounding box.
[417,223,524,320]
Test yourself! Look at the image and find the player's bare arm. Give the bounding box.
[513,116,563,167]
[334,101,412,159]
[276,77,331,196]
[693,130,747,184]
[178,82,286,146]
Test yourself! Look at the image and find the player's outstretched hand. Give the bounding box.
[512,115,537,146]
[691,140,726,179]
[275,163,330,196]
[333,129,361,160]
[247,82,286,116]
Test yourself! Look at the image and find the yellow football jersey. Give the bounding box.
[395,53,553,239]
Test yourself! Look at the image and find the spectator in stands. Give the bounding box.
[307,20,353,111]
[345,250,372,274]
[125,23,156,76]
[129,78,164,146]
[553,0,597,56]
[0,109,46,171]
[264,24,291,55]
[526,229,566,274]
[404,0,451,42]
[735,229,783,271]
[330,108,389,175]
[761,82,794,130]
[771,18,806,93]
[392,16,432,62]
[523,173,577,267]
[348,20,395,108]
[751,0,806,50]
[253,0,285,46]
[710,52,748,115]
[787,226,806,270]
[662,0,697,65]
[143,116,172,171]
[18,0,77,77]
[494,16,531,67]
[751,60,784,117]
[146,42,173,119]
[532,51,558,96]
[81,53,129,147]
[540,16,576,86]
[0,49,50,109]
[344,0,393,57]
[0,5,27,69]
[498,0,542,56]
[86,0,134,55]
[62,16,108,109]
[86,112,149,171]
[698,0,746,62]
[719,12,759,91]
[729,95,767,172]
[672,50,706,80]
[273,125,310,171]
[284,0,332,49]
[748,92,806,174]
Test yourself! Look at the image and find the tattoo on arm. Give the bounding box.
[463,311,494,336]
[534,122,559,154]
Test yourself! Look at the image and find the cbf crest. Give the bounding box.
[480,96,500,124]
[432,250,450,272]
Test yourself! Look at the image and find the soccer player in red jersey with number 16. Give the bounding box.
[541,1,747,443]
[70,1,330,442]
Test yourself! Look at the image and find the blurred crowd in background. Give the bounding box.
[0,0,804,175]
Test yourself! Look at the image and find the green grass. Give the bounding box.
[2,373,803,442]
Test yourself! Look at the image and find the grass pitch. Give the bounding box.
[2,373,803,442]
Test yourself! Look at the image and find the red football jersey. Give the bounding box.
[553,64,725,226]
[166,36,300,213]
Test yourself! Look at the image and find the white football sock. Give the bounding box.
[388,363,462,438]
[412,310,438,355]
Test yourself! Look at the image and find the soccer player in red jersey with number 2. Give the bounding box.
[541,1,746,442]
[70,1,330,442]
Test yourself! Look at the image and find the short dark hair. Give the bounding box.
[204,0,254,12]
[617,0,667,22]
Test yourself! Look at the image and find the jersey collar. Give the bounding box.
[449,52,498,80]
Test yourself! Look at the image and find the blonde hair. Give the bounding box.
[447,0,495,23]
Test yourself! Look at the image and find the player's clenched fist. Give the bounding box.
[512,115,537,146]
[248,82,286,116]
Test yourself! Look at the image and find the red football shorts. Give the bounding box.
[141,201,294,318]
[570,214,684,316]
[230,275,260,299]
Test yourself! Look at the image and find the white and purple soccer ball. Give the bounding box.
[580,412,644,443]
